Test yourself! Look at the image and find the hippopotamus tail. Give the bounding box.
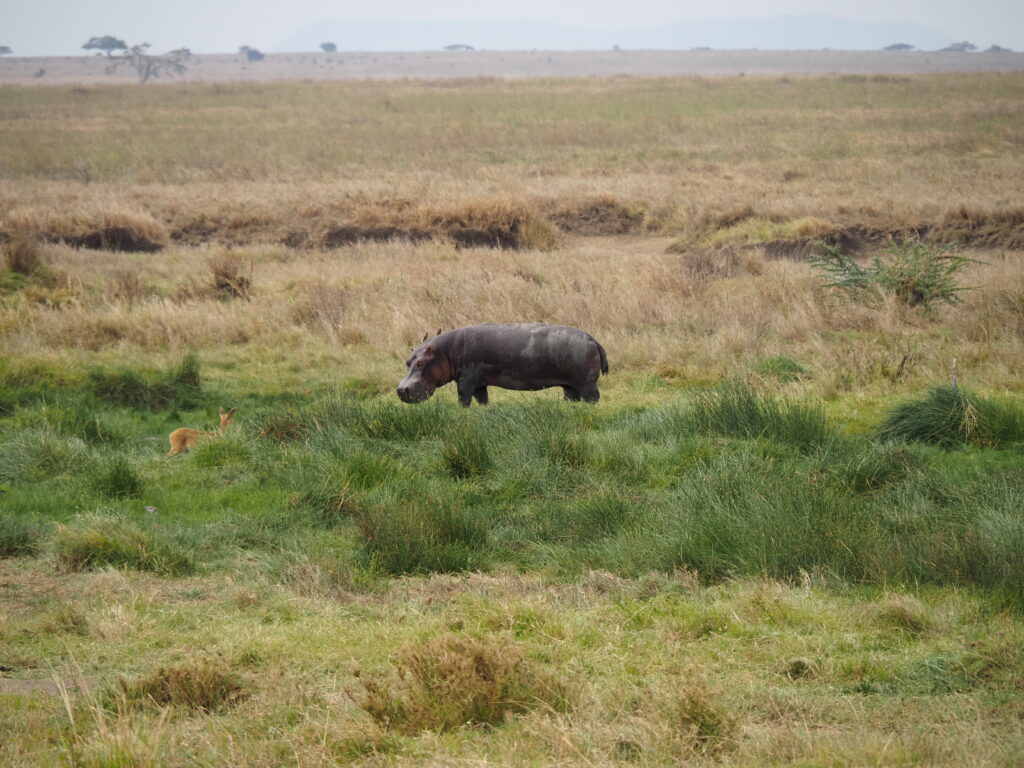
[597,341,609,375]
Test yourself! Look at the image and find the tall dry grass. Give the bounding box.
[2,237,1021,394]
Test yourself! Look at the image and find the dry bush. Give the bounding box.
[108,656,248,712]
[208,250,252,299]
[352,633,573,734]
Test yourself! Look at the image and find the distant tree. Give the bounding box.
[985,45,1011,53]
[320,42,337,53]
[443,44,475,51]
[0,46,12,56]
[83,35,128,56]
[884,43,914,51]
[238,45,265,61]
[940,41,977,52]
[106,44,189,83]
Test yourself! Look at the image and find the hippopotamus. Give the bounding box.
[397,323,609,407]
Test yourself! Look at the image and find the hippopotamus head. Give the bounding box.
[397,341,452,403]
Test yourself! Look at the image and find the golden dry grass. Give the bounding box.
[3,237,1021,400]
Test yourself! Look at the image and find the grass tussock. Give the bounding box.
[356,498,489,575]
[107,657,247,712]
[669,668,737,754]
[2,235,46,276]
[690,380,832,450]
[877,385,1024,449]
[0,515,43,557]
[87,457,143,499]
[52,513,194,575]
[872,594,934,635]
[208,250,252,299]
[353,633,572,733]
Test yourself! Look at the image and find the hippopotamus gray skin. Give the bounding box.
[397,323,609,407]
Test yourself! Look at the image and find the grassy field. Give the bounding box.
[1,73,1024,766]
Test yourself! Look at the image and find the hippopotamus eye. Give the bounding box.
[416,360,425,368]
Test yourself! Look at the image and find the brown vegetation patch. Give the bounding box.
[208,251,252,299]
[319,225,433,248]
[108,656,247,712]
[2,208,168,253]
[352,633,572,734]
[2,236,45,275]
[428,198,559,251]
[549,194,646,235]
[934,205,1024,250]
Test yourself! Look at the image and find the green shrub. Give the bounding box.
[357,498,488,575]
[811,239,977,309]
[88,457,143,499]
[52,513,193,575]
[876,385,1024,449]
[353,633,572,733]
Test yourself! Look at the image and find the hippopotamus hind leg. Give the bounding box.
[577,383,600,403]
[562,386,581,401]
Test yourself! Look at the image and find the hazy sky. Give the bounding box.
[3,0,1022,55]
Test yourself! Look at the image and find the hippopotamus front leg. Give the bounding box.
[456,376,482,408]
[474,386,489,405]
[562,386,581,401]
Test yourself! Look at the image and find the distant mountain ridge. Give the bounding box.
[276,15,955,53]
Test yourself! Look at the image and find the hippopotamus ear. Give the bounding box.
[422,332,429,342]
[436,328,442,337]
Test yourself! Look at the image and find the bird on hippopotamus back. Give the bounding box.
[397,323,609,407]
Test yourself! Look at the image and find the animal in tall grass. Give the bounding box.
[398,323,608,407]
[167,407,236,456]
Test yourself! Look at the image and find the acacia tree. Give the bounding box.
[83,35,128,56]
[320,42,337,53]
[106,44,190,83]
[0,46,12,56]
[238,46,264,61]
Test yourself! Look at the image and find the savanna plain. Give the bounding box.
[1,72,1024,766]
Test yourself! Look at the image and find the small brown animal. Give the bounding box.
[167,407,236,456]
